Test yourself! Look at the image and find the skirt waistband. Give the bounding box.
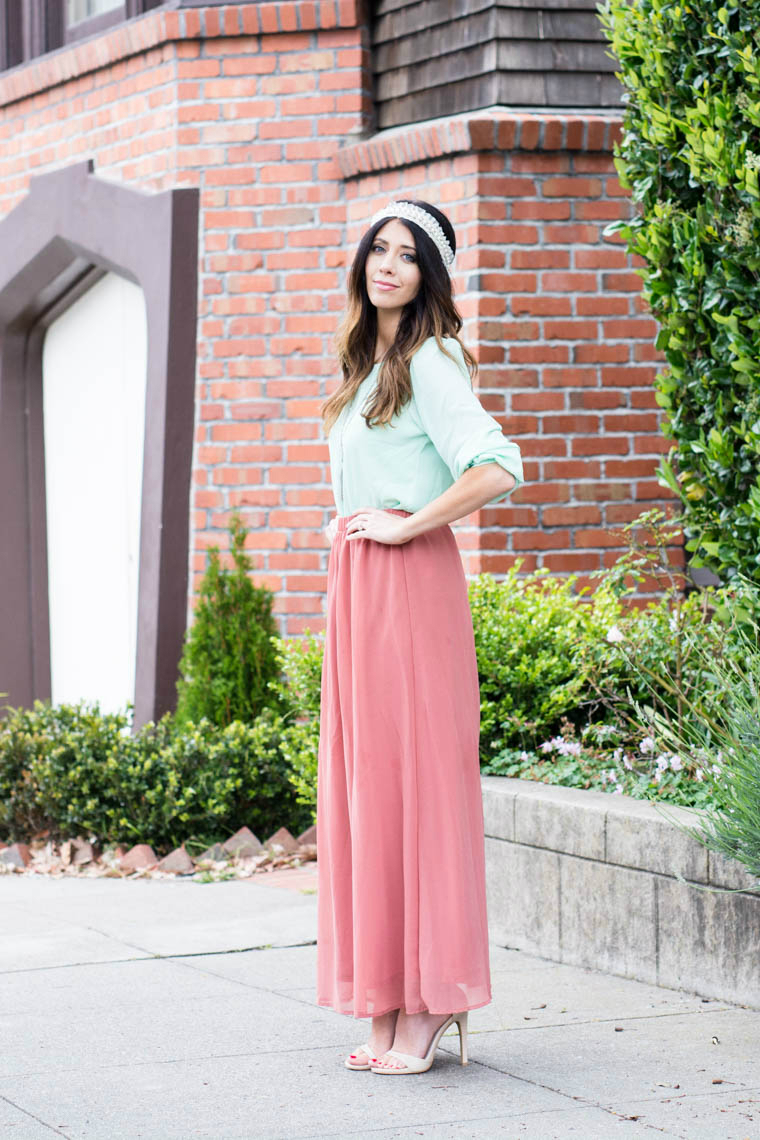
[336,508,412,532]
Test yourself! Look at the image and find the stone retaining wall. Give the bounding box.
[482,777,760,1009]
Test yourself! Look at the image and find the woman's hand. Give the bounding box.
[325,516,339,546]
[344,507,413,545]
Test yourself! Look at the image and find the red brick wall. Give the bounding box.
[0,3,675,639]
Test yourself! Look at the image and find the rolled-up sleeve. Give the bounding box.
[410,339,524,505]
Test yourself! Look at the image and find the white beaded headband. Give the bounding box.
[369,201,455,271]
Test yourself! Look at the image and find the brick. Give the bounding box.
[543,415,600,435]
[601,366,658,387]
[542,505,602,526]
[544,459,601,480]
[120,844,158,871]
[603,272,644,292]
[603,318,658,339]
[605,503,650,524]
[0,842,31,868]
[543,176,602,198]
[572,437,629,456]
[544,320,599,340]
[511,392,565,411]
[570,391,625,409]
[638,480,676,499]
[575,528,628,548]
[543,552,601,573]
[512,201,571,220]
[511,250,570,269]
[572,482,631,502]
[512,483,570,504]
[542,367,598,388]
[478,554,537,573]
[634,435,671,454]
[606,459,658,478]
[576,297,629,316]
[513,529,571,550]
[542,272,598,292]
[510,297,571,317]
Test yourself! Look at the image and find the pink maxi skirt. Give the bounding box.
[316,508,492,1019]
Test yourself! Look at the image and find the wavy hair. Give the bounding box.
[321,199,477,435]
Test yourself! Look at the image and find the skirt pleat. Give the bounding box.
[316,508,492,1018]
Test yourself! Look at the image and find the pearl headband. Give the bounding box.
[369,200,455,271]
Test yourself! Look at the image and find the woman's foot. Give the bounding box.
[371,1008,452,1071]
[346,1008,400,1067]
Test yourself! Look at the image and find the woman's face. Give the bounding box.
[365,219,422,311]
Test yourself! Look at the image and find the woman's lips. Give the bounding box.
[374,281,399,290]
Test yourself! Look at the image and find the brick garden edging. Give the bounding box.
[482,776,760,1010]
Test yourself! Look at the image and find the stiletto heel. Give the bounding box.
[370,1010,470,1075]
[455,1010,468,1064]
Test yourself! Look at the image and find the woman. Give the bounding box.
[316,199,524,1076]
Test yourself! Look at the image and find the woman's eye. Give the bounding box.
[372,244,416,262]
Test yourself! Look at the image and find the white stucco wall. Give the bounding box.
[42,271,148,714]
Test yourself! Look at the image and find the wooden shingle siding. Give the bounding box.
[372,0,624,128]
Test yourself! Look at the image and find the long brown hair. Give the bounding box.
[321,199,478,435]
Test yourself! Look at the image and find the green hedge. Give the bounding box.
[599,0,760,581]
[0,701,313,855]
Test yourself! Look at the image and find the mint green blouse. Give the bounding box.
[327,336,525,517]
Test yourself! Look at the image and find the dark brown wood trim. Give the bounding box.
[0,160,199,727]
[43,0,63,53]
[0,0,24,70]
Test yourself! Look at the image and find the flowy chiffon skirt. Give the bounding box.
[316,508,492,1018]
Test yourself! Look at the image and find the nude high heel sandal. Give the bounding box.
[344,1042,376,1070]
[370,1011,468,1075]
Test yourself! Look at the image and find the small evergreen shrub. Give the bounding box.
[175,513,282,727]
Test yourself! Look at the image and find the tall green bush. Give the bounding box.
[598,0,760,581]
[175,513,282,726]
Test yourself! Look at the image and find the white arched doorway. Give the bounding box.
[42,272,148,713]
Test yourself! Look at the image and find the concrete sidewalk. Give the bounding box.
[1,869,758,1140]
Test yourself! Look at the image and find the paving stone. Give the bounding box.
[157,845,195,874]
[222,826,262,857]
[0,842,31,868]
[119,843,158,871]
